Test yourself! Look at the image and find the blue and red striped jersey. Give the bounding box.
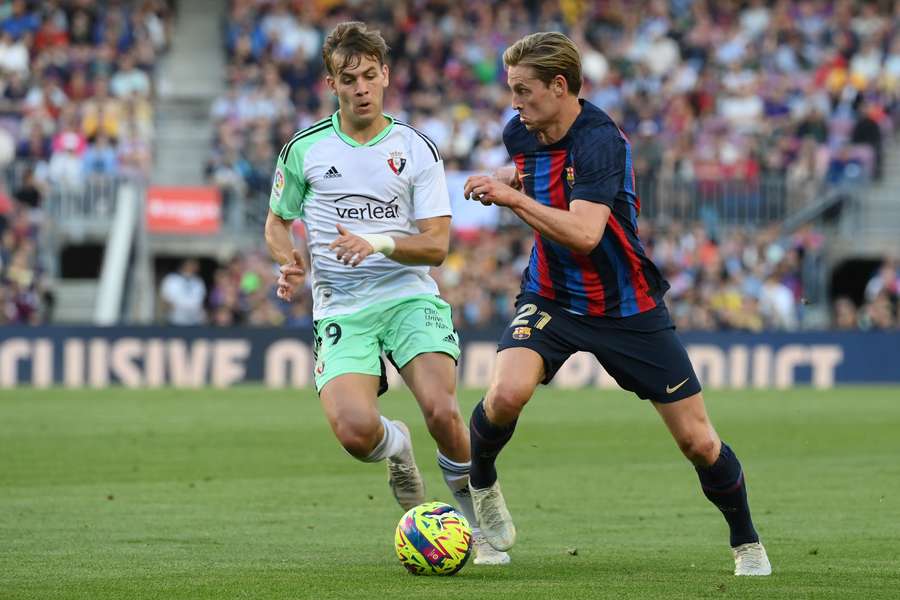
[503,99,668,318]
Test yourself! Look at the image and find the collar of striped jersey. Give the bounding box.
[331,110,395,147]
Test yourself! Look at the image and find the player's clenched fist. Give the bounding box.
[277,248,306,301]
[330,223,374,267]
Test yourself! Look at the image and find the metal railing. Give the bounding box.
[44,177,130,225]
[3,161,144,230]
[634,175,818,228]
[230,172,828,237]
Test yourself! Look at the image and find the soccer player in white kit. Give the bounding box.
[264,21,508,565]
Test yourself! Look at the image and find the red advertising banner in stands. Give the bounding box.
[146,186,222,234]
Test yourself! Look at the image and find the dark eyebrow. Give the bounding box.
[342,68,377,78]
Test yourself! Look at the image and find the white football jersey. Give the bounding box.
[269,112,451,319]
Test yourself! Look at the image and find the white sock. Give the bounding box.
[360,416,408,463]
[437,451,479,535]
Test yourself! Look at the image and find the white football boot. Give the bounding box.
[732,542,772,576]
[386,421,426,511]
[472,532,511,565]
[469,480,516,551]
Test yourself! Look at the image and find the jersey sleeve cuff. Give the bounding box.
[413,209,453,220]
[269,199,302,221]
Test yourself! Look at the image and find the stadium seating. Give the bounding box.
[2,1,897,329]
[0,0,172,324]
[205,0,899,331]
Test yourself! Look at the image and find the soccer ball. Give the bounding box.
[394,502,472,575]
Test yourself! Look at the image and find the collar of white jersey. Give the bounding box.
[331,111,395,147]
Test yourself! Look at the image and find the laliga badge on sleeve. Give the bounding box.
[272,167,285,198]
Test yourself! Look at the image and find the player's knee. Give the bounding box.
[678,434,718,466]
[333,420,379,459]
[422,399,462,437]
[486,381,531,423]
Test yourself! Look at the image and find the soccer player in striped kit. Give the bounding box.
[463,32,771,576]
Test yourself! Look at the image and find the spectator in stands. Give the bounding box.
[12,166,43,211]
[24,74,68,120]
[860,292,896,330]
[47,130,85,189]
[82,132,118,177]
[116,119,152,178]
[64,69,94,104]
[865,258,899,310]
[0,30,30,75]
[833,296,859,330]
[15,122,51,164]
[81,77,123,139]
[110,52,151,98]
[1,1,40,40]
[159,259,206,326]
[759,272,800,330]
[825,145,865,185]
[851,100,884,180]
[0,71,29,116]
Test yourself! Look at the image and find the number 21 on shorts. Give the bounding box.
[511,304,552,328]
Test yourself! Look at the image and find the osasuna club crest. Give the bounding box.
[388,150,406,175]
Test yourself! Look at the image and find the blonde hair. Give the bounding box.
[503,32,582,95]
[322,21,389,76]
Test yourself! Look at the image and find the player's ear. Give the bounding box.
[381,63,389,87]
[325,74,337,96]
[552,74,567,97]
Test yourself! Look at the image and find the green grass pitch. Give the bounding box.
[2,387,899,599]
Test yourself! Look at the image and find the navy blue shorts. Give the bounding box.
[497,293,701,403]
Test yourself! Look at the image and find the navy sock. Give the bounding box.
[468,399,518,489]
[696,442,759,547]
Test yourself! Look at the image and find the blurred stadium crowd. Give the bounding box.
[0,0,172,324]
[200,0,900,331]
[209,0,899,197]
[159,223,899,331]
[3,0,900,330]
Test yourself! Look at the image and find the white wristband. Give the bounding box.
[359,233,396,256]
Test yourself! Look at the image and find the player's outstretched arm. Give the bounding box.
[464,174,609,254]
[329,216,450,267]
